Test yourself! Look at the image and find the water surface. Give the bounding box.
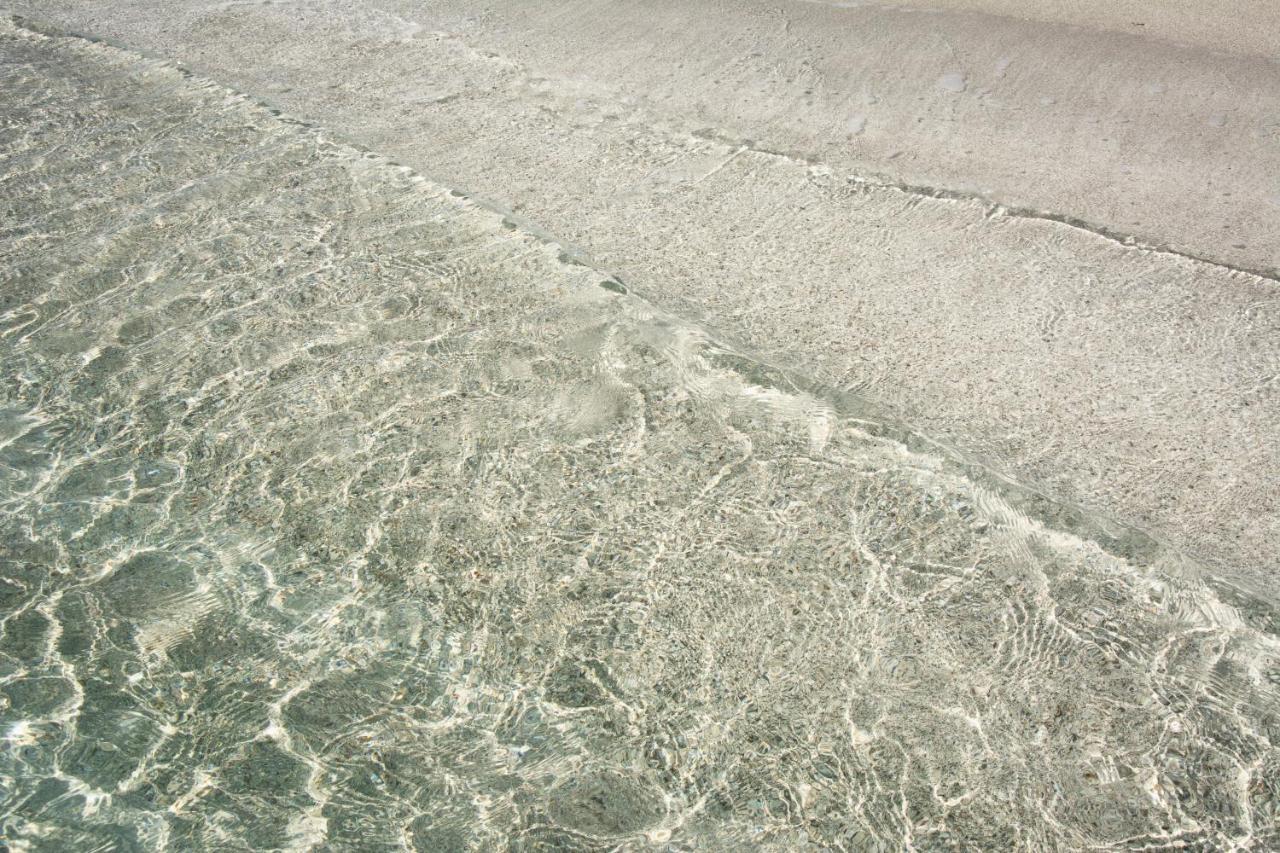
[1,19,1278,851]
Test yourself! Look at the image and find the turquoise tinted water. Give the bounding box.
[1,19,1278,851]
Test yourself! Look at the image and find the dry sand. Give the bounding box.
[836,0,1280,59]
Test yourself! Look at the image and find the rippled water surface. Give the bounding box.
[2,19,1279,851]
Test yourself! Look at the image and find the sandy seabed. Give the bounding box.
[1,3,1278,850]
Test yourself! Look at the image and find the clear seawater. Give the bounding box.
[1,19,1278,851]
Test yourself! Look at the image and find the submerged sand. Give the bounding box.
[2,18,1279,849]
[1,3,1279,850]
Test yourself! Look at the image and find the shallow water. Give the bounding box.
[1,19,1278,851]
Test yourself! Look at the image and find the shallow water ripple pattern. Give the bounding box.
[1,20,1279,852]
